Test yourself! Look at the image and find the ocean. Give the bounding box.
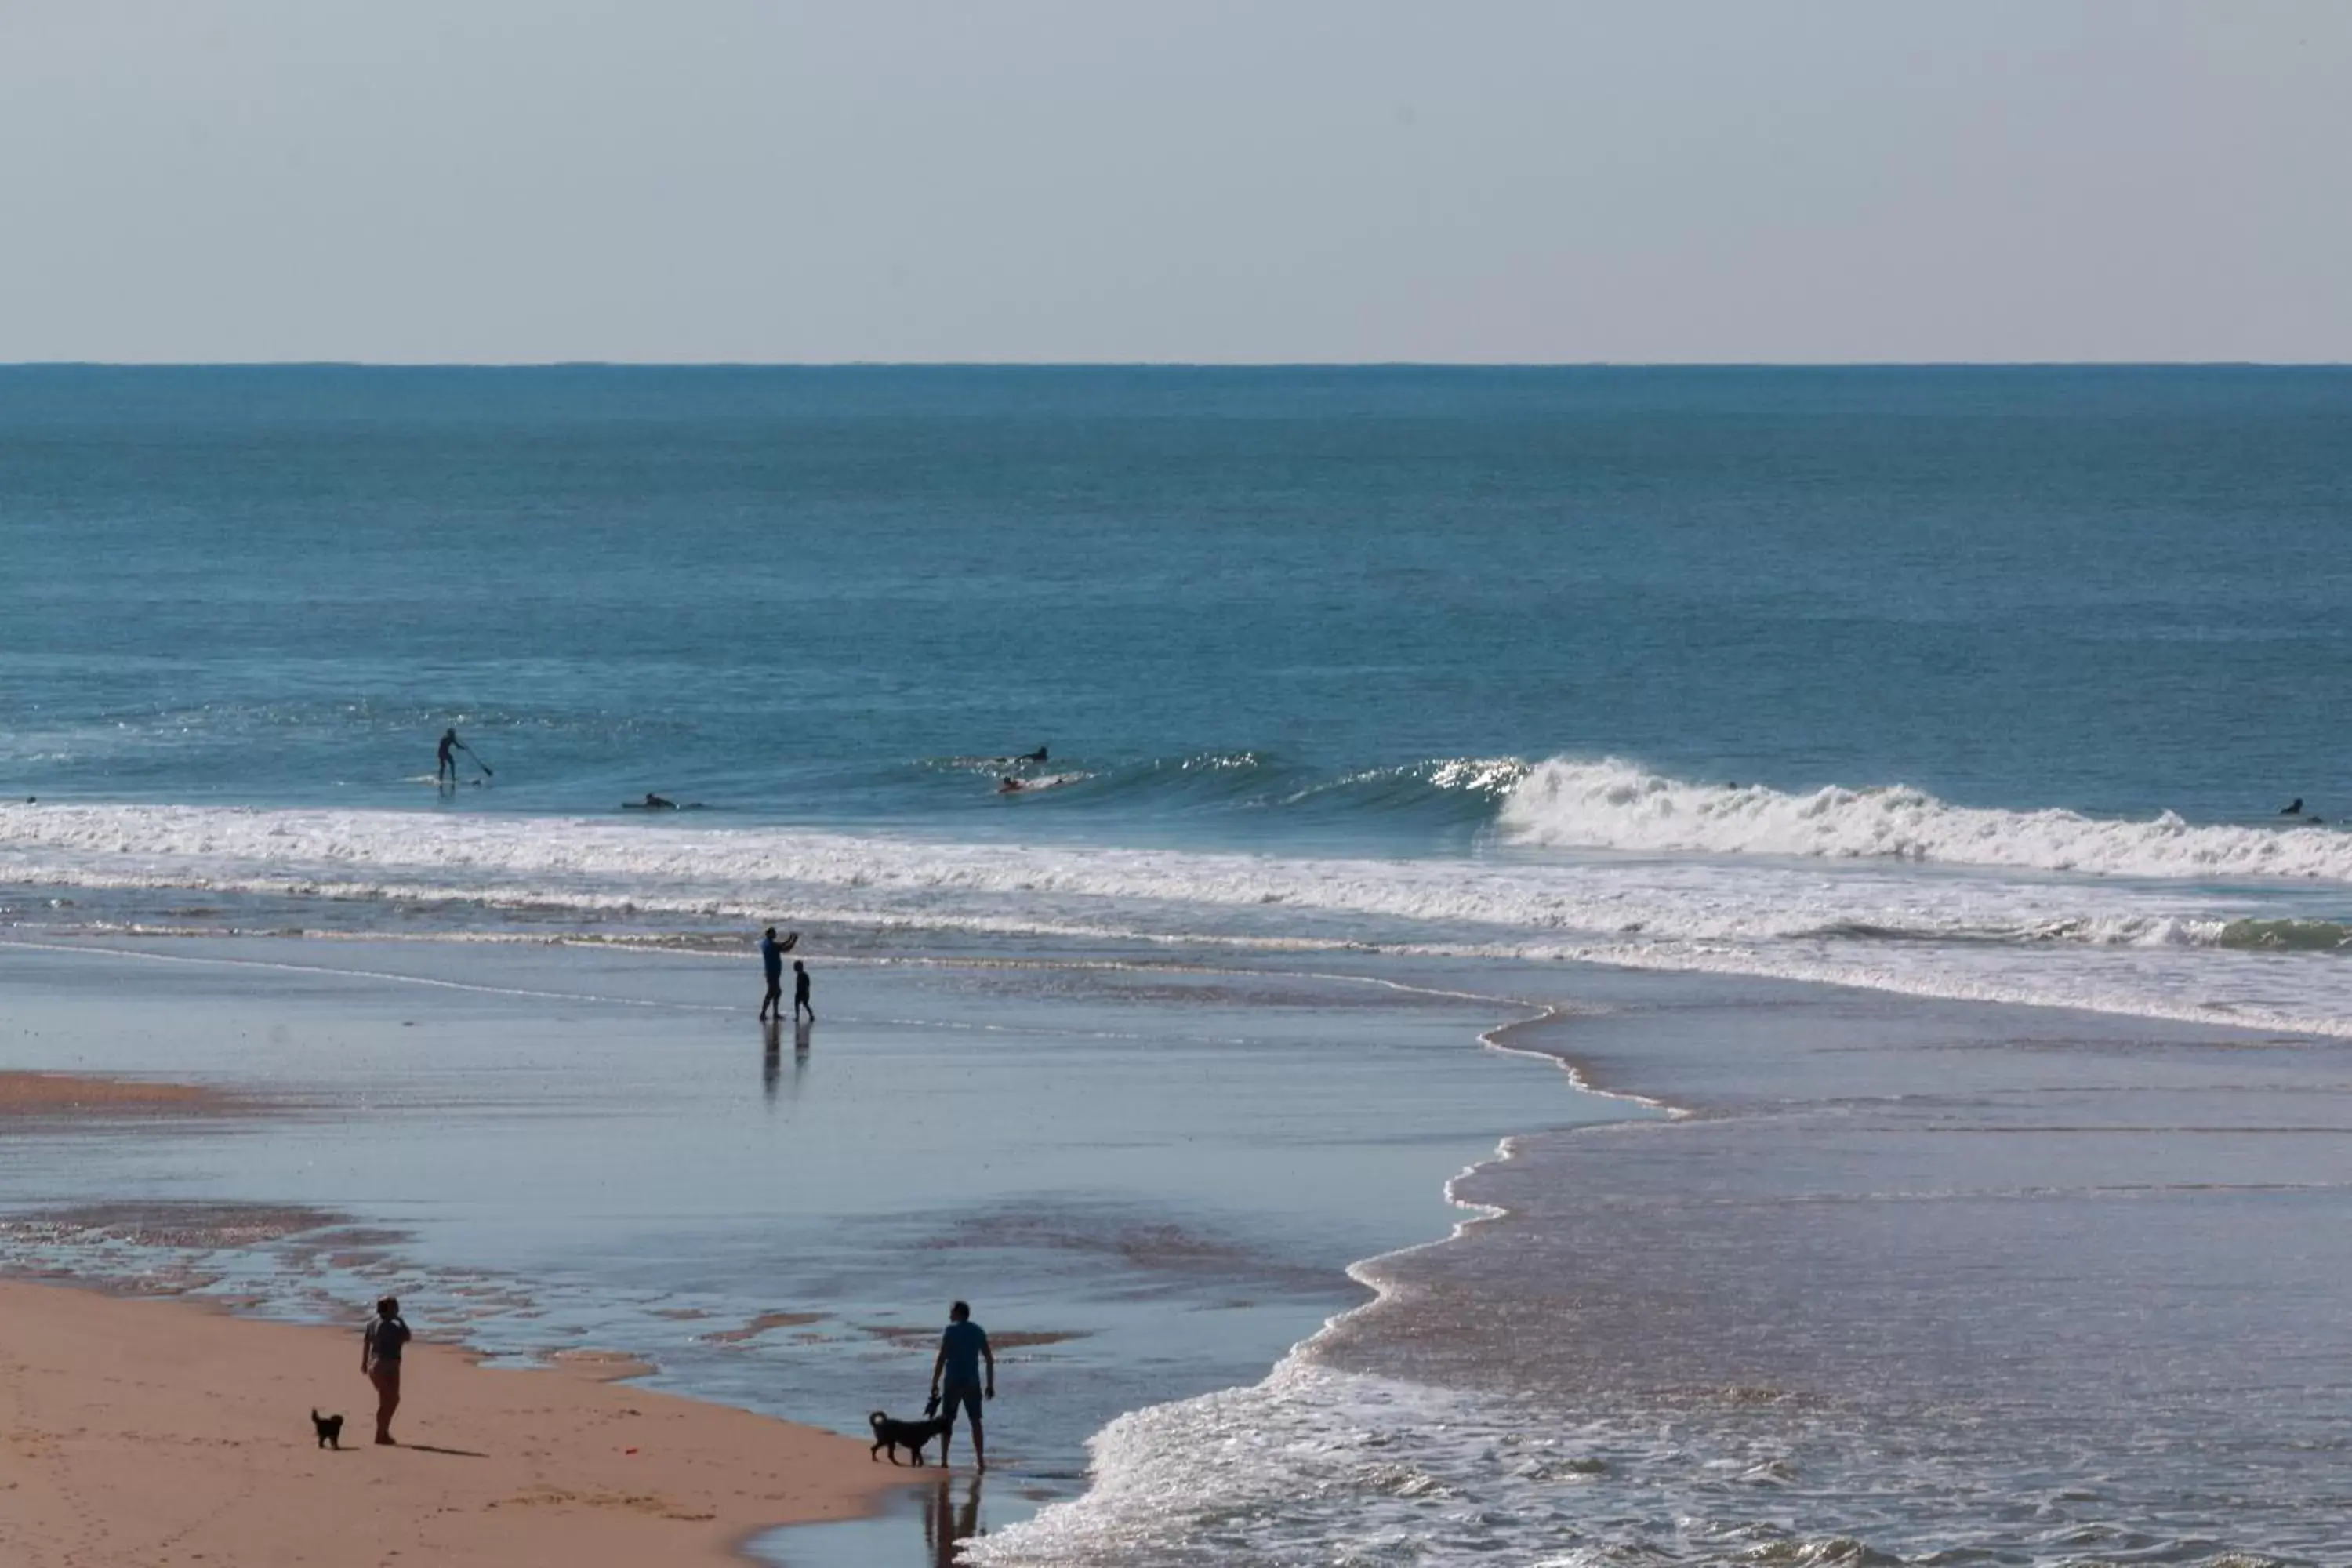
[5,365,2352,1564]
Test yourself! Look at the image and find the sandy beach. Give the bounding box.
[0,1277,895,1568]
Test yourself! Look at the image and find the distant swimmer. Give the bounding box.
[639,793,676,810]
[998,776,1025,794]
[1020,746,1048,764]
[2281,798,2305,817]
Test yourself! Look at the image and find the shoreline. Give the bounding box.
[964,967,2352,1563]
[0,1276,903,1567]
[0,931,1640,1566]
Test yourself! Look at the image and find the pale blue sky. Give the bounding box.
[4,2,2345,362]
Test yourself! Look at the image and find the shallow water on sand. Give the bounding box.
[10,929,2352,1563]
[971,968,2352,1566]
[0,931,1620,1556]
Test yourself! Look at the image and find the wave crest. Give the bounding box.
[1498,758,2352,881]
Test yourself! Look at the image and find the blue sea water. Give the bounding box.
[12,367,2352,1027]
[10,368,2352,1566]
[6,364,2350,833]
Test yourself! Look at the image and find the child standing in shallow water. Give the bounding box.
[361,1296,410,1445]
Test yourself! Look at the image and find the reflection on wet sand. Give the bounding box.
[925,1474,984,1567]
[763,1018,812,1102]
[766,1466,1025,1568]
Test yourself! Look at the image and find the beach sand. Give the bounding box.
[0,1071,244,1119]
[0,1279,894,1568]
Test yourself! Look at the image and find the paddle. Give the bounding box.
[460,743,494,779]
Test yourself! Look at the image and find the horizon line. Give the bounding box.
[3,359,2349,372]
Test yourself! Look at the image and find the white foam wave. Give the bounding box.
[9,800,2352,1036]
[962,1363,1539,1566]
[964,1352,2270,1567]
[1501,757,2352,880]
[0,800,2224,948]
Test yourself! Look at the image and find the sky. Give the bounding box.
[2,1,2347,363]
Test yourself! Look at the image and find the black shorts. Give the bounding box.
[764,973,783,1002]
[938,1385,983,1425]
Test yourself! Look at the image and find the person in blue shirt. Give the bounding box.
[757,927,796,1021]
[928,1300,996,1470]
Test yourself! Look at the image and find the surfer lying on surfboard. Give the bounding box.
[622,793,706,810]
[998,771,1086,795]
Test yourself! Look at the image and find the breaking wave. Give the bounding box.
[13,786,2352,1036]
[1500,757,2352,881]
[0,799,2339,953]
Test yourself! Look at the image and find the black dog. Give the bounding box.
[868,1408,954,1465]
[310,1408,345,1450]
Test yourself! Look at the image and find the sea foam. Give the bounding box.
[11,793,2352,1036]
[1500,757,2352,880]
[0,798,2252,941]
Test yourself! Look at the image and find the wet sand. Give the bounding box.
[0,1278,895,1567]
[0,1070,245,1120]
[0,931,1614,1563]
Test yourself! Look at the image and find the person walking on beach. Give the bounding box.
[793,959,815,1022]
[361,1295,411,1445]
[928,1300,995,1470]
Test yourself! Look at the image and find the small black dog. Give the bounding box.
[868,1408,954,1465]
[310,1408,345,1450]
